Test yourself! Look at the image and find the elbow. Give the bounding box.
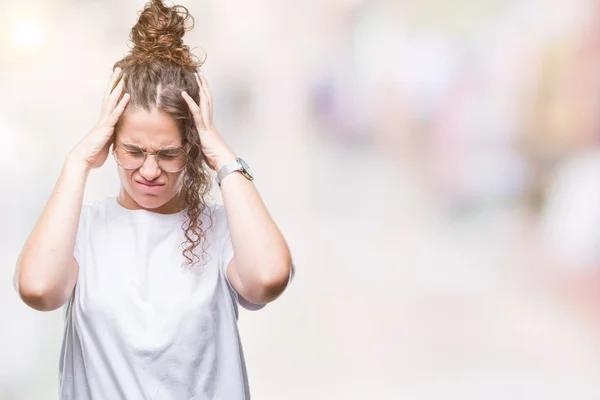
[18,286,53,312]
[254,261,294,303]
[17,281,62,311]
[16,265,68,312]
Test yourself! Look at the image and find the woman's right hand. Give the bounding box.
[15,68,129,311]
[69,67,130,170]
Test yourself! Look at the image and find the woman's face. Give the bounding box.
[114,107,185,213]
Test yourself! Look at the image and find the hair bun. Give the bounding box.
[129,0,203,68]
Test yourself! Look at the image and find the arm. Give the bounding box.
[219,156,293,305]
[14,159,88,311]
[14,67,130,311]
[182,72,292,305]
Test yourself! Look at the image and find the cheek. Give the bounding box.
[170,171,185,190]
[117,166,134,184]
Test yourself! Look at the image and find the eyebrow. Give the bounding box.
[118,141,182,150]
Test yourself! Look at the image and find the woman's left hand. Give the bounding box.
[182,72,236,171]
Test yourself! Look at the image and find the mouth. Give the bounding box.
[135,180,165,188]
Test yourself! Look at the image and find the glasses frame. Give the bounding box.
[112,143,187,173]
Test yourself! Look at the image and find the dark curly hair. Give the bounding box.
[112,0,212,266]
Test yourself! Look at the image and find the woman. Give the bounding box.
[13,1,293,399]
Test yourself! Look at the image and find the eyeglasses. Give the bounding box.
[112,143,187,173]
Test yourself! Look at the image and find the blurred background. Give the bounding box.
[4,0,600,398]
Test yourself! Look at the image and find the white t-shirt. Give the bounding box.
[59,197,264,400]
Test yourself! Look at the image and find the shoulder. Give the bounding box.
[78,197,115,224]
[203,202,225,217]
[200,202,228,223]
[201,202,228,236]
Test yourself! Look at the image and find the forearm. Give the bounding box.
[219,160,292,294]
[16,156,89,309]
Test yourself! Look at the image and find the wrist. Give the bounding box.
[64,152,92,176]
[214,152,238,172]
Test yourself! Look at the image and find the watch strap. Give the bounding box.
[216,158,242,186]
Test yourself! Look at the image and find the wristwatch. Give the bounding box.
[216,158,254,186]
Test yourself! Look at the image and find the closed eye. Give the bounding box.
[159,149,185,158]
[121,144,144,154]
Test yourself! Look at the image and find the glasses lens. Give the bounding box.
[115,145,145,169]
[157,147,186,172]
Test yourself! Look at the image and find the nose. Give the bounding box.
[138,154,161,181]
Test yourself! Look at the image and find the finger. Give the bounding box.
[183,91,205,130]
[104,67,123,101]
[108,93,130,127]
[194,72,202,101]
[199,74,213,121]
[198,72,210,97]
[197,72,212,106]
[198,72,212,107]
[195,72,208,102]
[105,75,126,113]
[195,73,211,121]
[181,90,199,111]
[198,71,210,92]
[182,91,206,130]
[195,73,208,116]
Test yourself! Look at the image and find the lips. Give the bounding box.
[136,180,165,187]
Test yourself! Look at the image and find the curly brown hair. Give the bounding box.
[112,0,212,266]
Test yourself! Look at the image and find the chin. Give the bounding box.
[127,186,178,210]
[132,194,169,210]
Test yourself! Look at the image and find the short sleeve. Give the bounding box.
[216,205,266,311]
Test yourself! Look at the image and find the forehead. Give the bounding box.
[117,108,182,148]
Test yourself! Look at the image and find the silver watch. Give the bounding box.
[216,158,254,186]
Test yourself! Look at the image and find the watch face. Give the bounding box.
[238,158,254,179]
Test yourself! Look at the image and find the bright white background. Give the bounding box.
[3,0,600,399]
